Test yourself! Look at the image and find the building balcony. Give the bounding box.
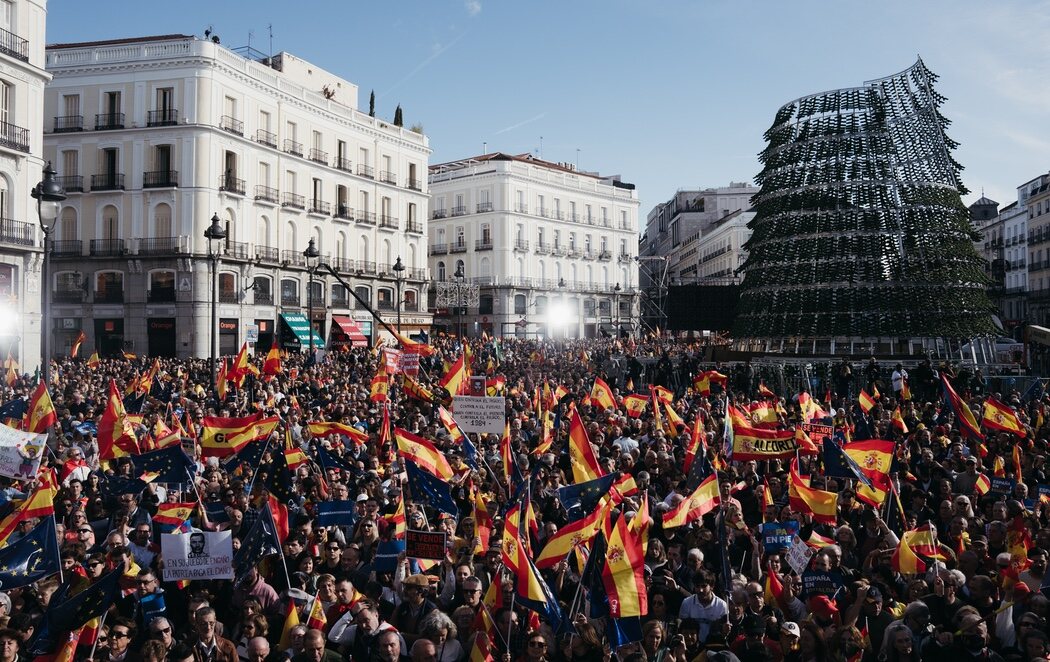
[355,211,377,226]
[91,173,125,191]
[147,109,179,127]
[618,252,632,263]
[357,261,377,275]
[514,239,529,252]
[430,243,448,255]
[334,205,353,221]
[219,115,244,136]
[0,26,29,62]
[220,174,245,195]
[0,219,34,247]
[567,248,581,258]
[56,175,83,193]
[95,113,125,131]
[357,164,374,179]
[309,148,328,165]
[408,177,422,191]
[281,192,305,210]
[282,250,307,267]
[218,291,239,303]
[408,267,426,280]
[138,237,182,255]
[53,115,83,133]
[224,240,250,260]
[449,242,468,254]
[379,170,396,185]
[406,220,423,234]
[569,213,580,222]
[309,200,331,216]
[585,216,596,225]
[598,250,612,261]
[256,246,279,263]
[475,240,493,251]
[143,170,178,188]
[551,246,566,257]
[90,239,126,256]
[254,185,279,204]
[283,139,303,157]
[281,294,300,307]
[94,290,125,304]
[256,129,277,148]
[535,242,551,255]
[537,207,549,218]
[451,206,468,217]
[581,249,596,260]
[53,290,85,303]
[147,287,176,303]
[620,222,632,231]
[379,215,399,230]
[254,290,273,305]
[516,204,528,214]
[432,209,447,220]
[335,157,352,172]
[477,202,493,213]
[0,120,29,153]
[51,240,82,257]
[332,257,355,273]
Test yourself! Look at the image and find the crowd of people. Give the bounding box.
[0,333,1048,662]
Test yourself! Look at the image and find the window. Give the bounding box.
[479,295,493,315]
[286,121,297,142]
[62,150,78,178]
[455,259,465,277]
[253,277,272,303]
[156,87,174,111]
[224,96,237,119]
[585,204,592,221]
[377,288,393,310]
[407,203,417,223]
[537,228,544,245]
[313,130,323,151]
[101,148,119,175]
[360,190,370,214]
[481,224,491,244]
[331,284,348,308]
[149,271,175,302]
[104,91,121,115]
[280,279,299,304]
[218,273,237,302]
[95,272,124,302]
[286,170,296,194]
[312,178,322,203]
[354,286,371,308]
[437,261,446,281]
[63,94,80,118]
[258,162,270,187]
[259,110,271,132]
[456,227,465,248]
[570,201,577,220]
[59,208,77,241]
[514,294,526,315]
[154,145,172,172]
[569,233,576,250]
[404,290,418,312]
[553,230,560,248]
[55,272,80,296]
[337,140,348,160]
[308,280,324,305]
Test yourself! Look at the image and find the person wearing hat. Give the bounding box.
[846,584,893,658]
[729,614,774,661]
[806,595,839,639]
[392,574,437,645]
[776,623,800,661]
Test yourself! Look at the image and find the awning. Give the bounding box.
[1030,325,1050,348]
[279,312,323,346]
[331,315,369,347]
[599,323,616,337]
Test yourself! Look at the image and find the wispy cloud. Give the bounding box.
[493,112,547,136]
[380,32,467,97]
[465,0,481,16]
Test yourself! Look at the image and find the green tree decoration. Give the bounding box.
[369,90,375,117]
[393,104,403,127]
[734,58,994,340]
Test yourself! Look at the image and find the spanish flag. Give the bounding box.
[993,455,1006,478]
[535,410,554,456]
[200,413,279,458]
[684,415,706,474]
[3,365,14,387]
[747,401,779,427]
[764,564,785,608]
[154,502,196,528]
[758,382,776,399]
[87,352,100,369]
[122,350,137,360]
[760,478,774,519]
[439,353,469,397]
[590,377,617,411]
[707,370,728,387]
[627,491,652,556]
[794,426,820,455]
[216,358,229,400]
[975,473,991,495]
[662,473,720,529]
[394,330,437,357]
[730,421,798,461]
[901,378,911,401]
[284,436,309,470]
[941,374,983,441]
[26,381,57,434]
[1013,444,1024,483]
[262,345,281,378]
[149,418,180,450]
[278,600,301,650]
[436,406,466,444]
[307,421,368,446]
[904,523,945,559]
[892,528,929,575]
[653,385,674,405]
[892,407,908,434]
[394,427,453,480]
[789,459,837,525]
[370,369,390,402]
[568,408,604,484]
[98,379,140,460]
[535,500,608,569]
[843,439,894,506]
[70,331,86,359]
[623,394,649,418]
[858,389,876,414]
[693,373,711,396]
[983,397,1025,438]
[601,512,648,617]
[402,375,434,403]
[306,596,327,631]
[806,531,836,549]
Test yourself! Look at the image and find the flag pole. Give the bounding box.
[53,512,64,585]
[88,610,109,661]
[245,435,274,497]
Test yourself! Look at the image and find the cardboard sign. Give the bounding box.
[801,423,834,442]
[451,396,507,435]
[801,569,842,599]
[400,351,420,377]
[0,425,46,481]
[375,539,406,573]
[785,535,815,576]
[761,521,799,553]
[405,529,447,560]
[990,477,1015,495]
[160,531,234,581]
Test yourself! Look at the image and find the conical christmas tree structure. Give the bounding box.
[735,59,994,340]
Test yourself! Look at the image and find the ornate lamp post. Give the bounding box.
[613,282,622,338]
[392,256,405,334]
[31,162,67,385]
[203,213,226,391]
[454,263,465,338]
[304,238,320,358]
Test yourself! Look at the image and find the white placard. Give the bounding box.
[161,531,234,581]
[785,534,816,576]
[451,396,507,435]
[0,425,46,481]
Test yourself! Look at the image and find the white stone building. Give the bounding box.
[42,34,431,359]
[0,0,51,374]
[427,153,639,338]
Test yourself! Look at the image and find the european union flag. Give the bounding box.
[233,505,281,581]
[608,617,643,646]
[375,539,406,573]
[557,472,619,522]
[404,459,458,517]
[132,445,195,484]
[685,452,713,492]
[315,500,356,528]
[0,397,26,422]
[100,475,148,498]
[0,515,59,590]
[122,390,146,414]
[1022,378,1046,404]
[222,440,271,474]
[460,434,481,472]
[264,445,295,504]
[73,421,97,436]
[822,439,874,490]
[47,562,123,633]
[204,501,231,524]
[315,445,359,476]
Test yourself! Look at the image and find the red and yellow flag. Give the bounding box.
[683,415,706,474]
[154,502,196,527]
[306,596,327,631]
[216,358,229,400]
[262,346,282,378]
[892,407,908,434]
[758,382,776,399]
[789,459,837,525]
[693,373,711,396]
[26,381,57,434]
[601,512,647,618]
[200,413,278,457]
[983,397,1025,437]
[662,474,720,529]
[568,408,604,484]
[590,377,617,411]
[764,565,785,607]
[439,354,469,396]
[858,389,876,414]
[942,374,983,440]
[98,379,140,460]
[535,500,608,569]
[70,331,86,359]
[394,427,453,480]
[436,406,466,444]
[87,352,100,369]
[975,473,991,495]
[370,367,390,402]
[623,394,649,418]
[307,421,368,446]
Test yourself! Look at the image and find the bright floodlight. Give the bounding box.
[0,305,18,338]
[546,300,573,330]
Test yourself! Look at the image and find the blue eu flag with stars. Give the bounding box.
[132,445,195,484]
[557,472,619,522]
[404,459,459,517]
[233,504,281,581]
[0,515,59,590]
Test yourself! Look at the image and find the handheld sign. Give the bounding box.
[761,521,799,553]
[405,529,447,561]
[785,534,815,576]
[161,531,234,581]
[452,396,506,435]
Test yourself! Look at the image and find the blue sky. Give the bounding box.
[46,0,1050,218]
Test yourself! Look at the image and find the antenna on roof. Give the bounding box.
[539,136,543,160]
[483,141,487,154]
[268,24,273,63]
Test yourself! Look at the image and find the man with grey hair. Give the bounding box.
[147,616,174,653]
[245,636,271,662]
[410,638,438,662]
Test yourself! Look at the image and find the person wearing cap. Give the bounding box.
[776,622,800,662]
[843,584,893,659]
[392,574,438,645]
[729,614,774,661]
[806,595,838,639]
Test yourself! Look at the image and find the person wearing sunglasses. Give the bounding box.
[148,616,174,654]
[98,618,136,662]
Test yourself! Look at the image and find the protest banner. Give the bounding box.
[785,535,815,576]
[160,531,234,581]
[452,396,506,435]
[0,425,46,481]
[761,521,799,553]
[801,569,843,599]
[405,529,447,560]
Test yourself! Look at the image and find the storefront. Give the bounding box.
[218,318,239,356]
[254,319,275,353]
[330,315,369,349]
[279,312,324,350]
[147,318,177,357]
[94,318,125,357]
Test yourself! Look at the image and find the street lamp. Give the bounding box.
[454,262,465,339]
[613,282,622,339]
[203,213,226,392]
[392,256,405,335]
[304,238,320,359]
[31,162,66,385]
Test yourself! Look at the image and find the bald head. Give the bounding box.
[411,638,438,662]
[247,636,270,662]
